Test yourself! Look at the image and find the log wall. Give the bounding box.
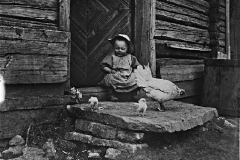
[0,0,70,139]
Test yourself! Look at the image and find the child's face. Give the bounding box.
[114,40,128,56]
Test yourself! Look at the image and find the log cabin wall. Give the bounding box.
[154,0,226,104]
[209,0,227,59]
[0,0,70,139]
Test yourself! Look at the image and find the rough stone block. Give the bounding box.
[71,101,218,133]
[9,135,25,146]
[105,148,122,159]
[64,132,148,154]
[75,119,144,143]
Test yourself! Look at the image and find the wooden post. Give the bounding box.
[134,0,156,77]
[59,0,70,31]
[226,0,230,59]
[59,0,71,95]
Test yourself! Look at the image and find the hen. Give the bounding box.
[134,64,185,111]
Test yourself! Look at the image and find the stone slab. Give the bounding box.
[70,100,218,133]
[75,119,144,142]
[64,132,148,154]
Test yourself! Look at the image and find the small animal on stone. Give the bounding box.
[136,98,148,116]
[0,74,5,104]
[134,64,185,112]
[88,97,99,111]
[70,87,82,103]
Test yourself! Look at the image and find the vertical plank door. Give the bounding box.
[70,0,132,87]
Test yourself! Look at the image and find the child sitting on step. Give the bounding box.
[99,34,140,101]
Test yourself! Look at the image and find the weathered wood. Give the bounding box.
[0,4,57,22]
[156,10,209,29]
[0,40,68,56]
[210,39,225,47]
[159,64,204,82]
[0,96,69,111]
[209,23,225,33]
[156,58,204,66]
[156,40,211,52]
[59,0,70,31]
[158,0,209,14]
[209,0,226,7]
[1,70,67,84]
[134,0,156,76]
[0,55,67,71]
[0,26,70,43]
[156,1,209,22]
[156,42,211,59]
[155,30,210,44]
[5,83,67,97]
[150,0,156,77]
[0,0,58,10]
[70,101,218,133]
[219,20,225,27]
[0,106,63,139]
[0,16,57,30]
[156,20,209,33]
[177,95,203,105]
[203,59,240,116]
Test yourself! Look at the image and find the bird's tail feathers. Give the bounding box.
[134,64,153,88]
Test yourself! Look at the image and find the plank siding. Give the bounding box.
[0,0,70,139]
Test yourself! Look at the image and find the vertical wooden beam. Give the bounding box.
[226,0,230,59]
[134,0,156,77]
[230,0,240,60]
[59,0,71,97]
[59,0,70,31]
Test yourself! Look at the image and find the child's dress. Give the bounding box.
[99,54,139,92]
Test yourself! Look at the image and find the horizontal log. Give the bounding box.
[156,20,208,33]
[156,1,209,22]
[0,96,69,111]
[219,20,225,27]
[1,70,67,84]
[0,40,68,56]
[159,64,204,82]
[0,106,63,139]
[209,32,225,40]
[220,13,226,21]
[0,54,67,71]
[156,10,209,29]
[219,6,226,14]
[0,26,70,43]
[156,58,204,66]
[209,0,226,7]
[156,40,211,51]
[0,16,57,30]
[154,30,210,44]
[0,4,57,22]
[220,0,226,7]
[158,0,209,14]
[6,83,67,97]
[156,42,211,59]
[204,59,240,67]
[0,0,58,10]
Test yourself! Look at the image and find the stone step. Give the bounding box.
[64,132,148,154]
[70,100,218,133]
[75,119,144,143]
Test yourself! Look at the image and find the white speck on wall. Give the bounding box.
[0,74,5,104]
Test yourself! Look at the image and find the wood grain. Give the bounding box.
[0,26,70,42]
[0,40,68,56]
[0,4,57,22]
[59,0,70,31]
[1,70,67,84]
[0,96,69,111]
[156,10,209,29]
[0,0,58,10]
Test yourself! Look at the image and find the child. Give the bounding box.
[99,34,140,101]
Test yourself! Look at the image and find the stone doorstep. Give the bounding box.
[70,100,219,133]
[75,119,144,143]
[64,132,148,154]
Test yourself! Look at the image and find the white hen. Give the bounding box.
[134,64,185,111]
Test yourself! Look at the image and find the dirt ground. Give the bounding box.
[1,117,238,160]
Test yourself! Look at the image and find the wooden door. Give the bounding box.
[70,0,132,87]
